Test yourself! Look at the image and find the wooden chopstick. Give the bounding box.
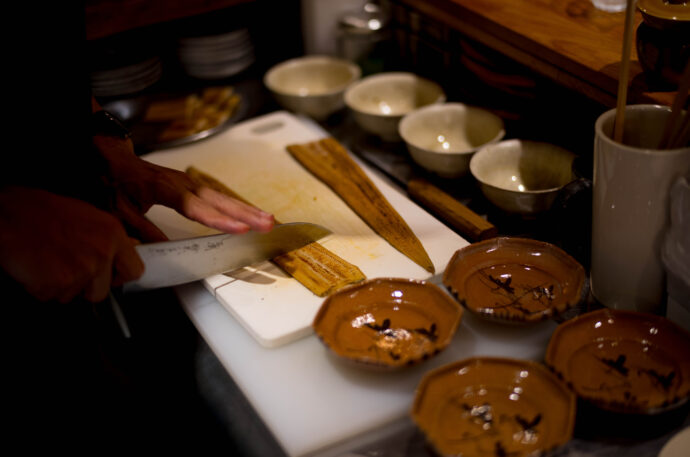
[660,61,690,149]
[407,178,498,241]
[613,0,638,144]
[669,115,690,149]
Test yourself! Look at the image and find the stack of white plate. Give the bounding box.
[176,27,255,80]
[90,56,163,98]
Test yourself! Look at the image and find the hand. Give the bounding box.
[93,135,275,242]
[0,186,144,303]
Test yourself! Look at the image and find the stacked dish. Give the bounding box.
[176,27,255,80]
[89,29,164,99]
[90,56,163,98]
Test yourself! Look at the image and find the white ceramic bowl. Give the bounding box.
[399,103,505,178]
[470,139,576,215]
[344,72,446,141]
[264,55,361,120]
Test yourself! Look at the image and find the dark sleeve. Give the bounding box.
[5,1,99,200]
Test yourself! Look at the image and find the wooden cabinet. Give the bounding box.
[85,0,255,40]
[391,0,677,108]
[85,0,303,78]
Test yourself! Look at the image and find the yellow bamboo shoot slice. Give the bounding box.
[186,166,366,297]
[286,138,435,274]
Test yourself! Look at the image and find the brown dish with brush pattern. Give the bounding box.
[312,278,462,369]
[411,357,576,457]
[443,237,585,323]
[545,308,690,414]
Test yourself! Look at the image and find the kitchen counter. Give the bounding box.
[183,278,689,457]
[141,111,688,457]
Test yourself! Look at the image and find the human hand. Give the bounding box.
[0,186,144,303]
[93,135,275,242]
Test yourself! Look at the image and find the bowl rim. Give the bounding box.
[398,102,506,155]
[596,105,690,154]
[344,71,446,117]
[469,139,576,194]
[263,55,361,98]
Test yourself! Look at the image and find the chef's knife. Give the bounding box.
[123,222,331,292]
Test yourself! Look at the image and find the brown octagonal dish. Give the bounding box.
[545,308,690,414]
[411,357,576,457]
[443,237,586,323]
[312,277,463,369]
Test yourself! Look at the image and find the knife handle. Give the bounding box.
[407,178,497,242]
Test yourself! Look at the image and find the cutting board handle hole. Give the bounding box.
[251,120,285,135]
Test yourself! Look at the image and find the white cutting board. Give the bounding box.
[142,111,469,347]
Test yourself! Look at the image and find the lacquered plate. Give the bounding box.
[443,237,586,323]
[411,357,576,457]
[312,278,463,369]
[545,308,690,414]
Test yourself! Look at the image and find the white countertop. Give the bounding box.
[175,279,557,457]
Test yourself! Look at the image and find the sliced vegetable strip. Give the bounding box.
[286,138,434,274]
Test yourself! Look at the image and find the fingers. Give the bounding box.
[181,188,275,234]
[78,231,144,302]
[154,166,275,233]
[83,264,113,303]
[182,195,251,233]
[65,221,144,302]
[114,195,169,242]
[117,162,275,235]
[110,239,145,288]
[194,187,275,232]
[28,272,85,305]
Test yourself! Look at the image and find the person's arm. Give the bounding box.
[91,100,275,242]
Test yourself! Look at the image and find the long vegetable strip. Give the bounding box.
[286,138,435,274]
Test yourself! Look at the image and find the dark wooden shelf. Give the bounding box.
[85,0,255,40]
[395,0,677,108]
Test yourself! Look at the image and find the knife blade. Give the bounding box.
[123,222,332,292]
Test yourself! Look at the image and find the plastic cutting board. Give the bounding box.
[141,111,470,347]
